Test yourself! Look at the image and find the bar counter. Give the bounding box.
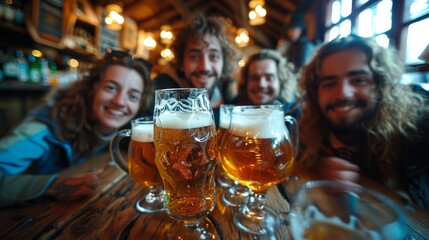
[0,152,428,239]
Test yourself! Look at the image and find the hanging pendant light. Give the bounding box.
[105,3,125,31]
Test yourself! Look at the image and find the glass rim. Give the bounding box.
[295,180,407,218]
[155,87,208,93]
[131,117,153,125]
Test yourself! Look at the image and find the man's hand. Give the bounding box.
[45,168,105,201]
[315,157,360,184]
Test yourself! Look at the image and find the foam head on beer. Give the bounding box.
[132,124,154,142]
[230,108,286,138]
[156,111,213,129]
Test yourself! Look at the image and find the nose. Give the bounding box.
[197,55,211,72]
[257,77,269,88]
[337,79,354,97]
[112,90,127,106]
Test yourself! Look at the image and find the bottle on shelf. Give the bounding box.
[16,50,29,82]
[28,55,41,83]
[2,50,18,80]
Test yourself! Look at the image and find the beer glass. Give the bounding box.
[290,181,408,240]
[217,104,250,208]
[110,118,164,213]
[220,105,298,235]
[154,88,219,239]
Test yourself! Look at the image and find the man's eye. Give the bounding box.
[265,75,274,81]
[189,54,200,61]
[351,76,372,85]
[319,80,336,89]
[209,54,220,62]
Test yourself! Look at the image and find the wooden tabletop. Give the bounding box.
[0,152,428,239]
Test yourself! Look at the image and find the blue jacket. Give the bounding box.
[0,106,108,207]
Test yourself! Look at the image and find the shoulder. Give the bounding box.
[0,119,51,151]
[153,73,189,90]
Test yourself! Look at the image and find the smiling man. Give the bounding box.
[297,35,429,210]
[153,14,237,126]
[234,49,300,118]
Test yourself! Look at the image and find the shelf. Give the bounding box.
[0,81,51,92]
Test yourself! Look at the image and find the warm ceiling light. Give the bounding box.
[160,25,174,45]
[235,28,249,48]
[161,47,174,61]
[144,33,157,50]
[105,3,124,31]
[249,0,266,26]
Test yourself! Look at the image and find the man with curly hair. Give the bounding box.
[234,49,300,118]
[297,35,429,210]
[153,13,237,126]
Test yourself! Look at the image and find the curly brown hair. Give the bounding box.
[171,13,236,84]
[49,55,153,155]
[237,49,298,104]
[299,35,429,172]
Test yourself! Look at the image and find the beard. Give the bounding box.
[322,100,378,145]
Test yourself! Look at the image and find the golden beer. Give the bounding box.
[220,107,295,193]
[302,221,368,240]
[154,112,217,220]
[221,131,295,193]
[216,127,227,148]
[128,124,161,188]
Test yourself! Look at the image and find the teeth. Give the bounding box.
[335,105,353,111]
[108,109,125,116]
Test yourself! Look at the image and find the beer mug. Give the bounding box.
[110,117,164,213]
[153,88,219,239]
[290,181,407,240]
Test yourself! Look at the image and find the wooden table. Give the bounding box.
[0,152,291,239]
[1,152,428,239]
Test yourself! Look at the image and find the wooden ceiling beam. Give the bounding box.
[214,1,273,48]
[166,0,191,20]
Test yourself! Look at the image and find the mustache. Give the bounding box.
[191,71,216,78]
[326,99,366,111]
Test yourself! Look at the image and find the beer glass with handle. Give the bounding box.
[217,104,250,208]
[154,88,219,239]
[110,118,164,213]
[220,105,298,235]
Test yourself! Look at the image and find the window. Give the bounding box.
[322,0,429,83]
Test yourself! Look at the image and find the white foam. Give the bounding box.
[229,108,286,138]
[219,113,230,129]
[132,124,154,142]
[290,205,381,240]
[156,111,213,129]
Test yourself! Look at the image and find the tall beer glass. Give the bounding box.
[217,104,250,208]
[110,118,164,213]
[154,88,219,239]
[220,105,298,235]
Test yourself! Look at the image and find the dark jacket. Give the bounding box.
[284,36,315,73]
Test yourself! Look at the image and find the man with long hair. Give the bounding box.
[234,49,300,118]
[298,35,429,209]
[153,13,237,126]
